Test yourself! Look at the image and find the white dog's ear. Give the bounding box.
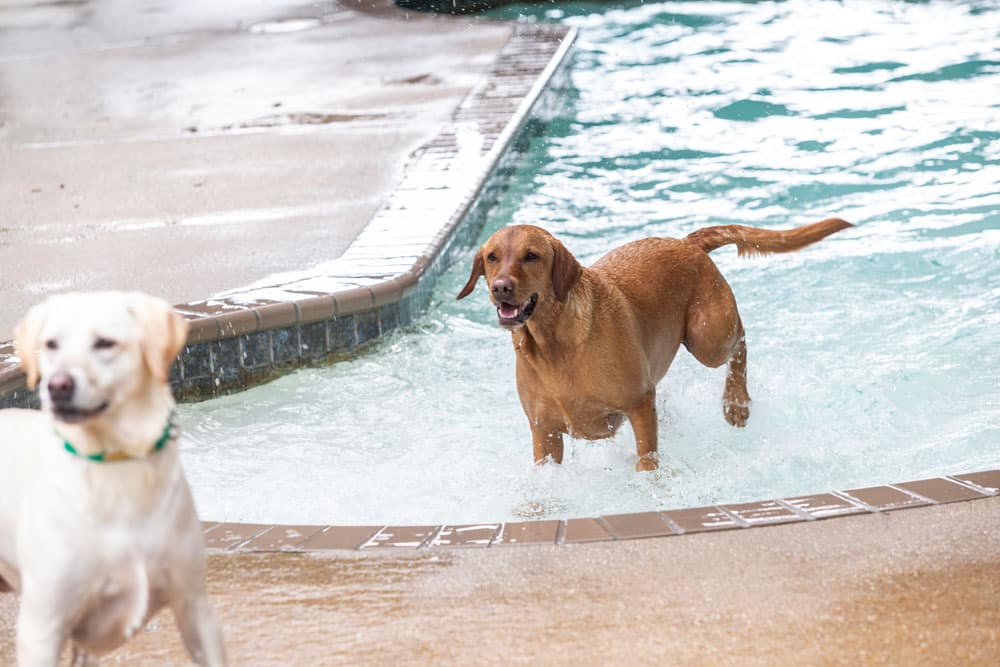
[129,295,190,383]
[13,301,50,390]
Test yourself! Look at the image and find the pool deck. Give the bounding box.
[3,498,1000,664]
[1,1,999,664]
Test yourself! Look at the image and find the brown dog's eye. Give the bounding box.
[94,337,117,350]
[486,251,497,262]
[45,339,58,351]
[524,251,539,262]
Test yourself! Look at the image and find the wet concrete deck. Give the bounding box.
[0,0,511,337]
[3,498,998,665]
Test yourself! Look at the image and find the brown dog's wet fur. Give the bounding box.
[457,219,851,471]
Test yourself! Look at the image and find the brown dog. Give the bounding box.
[457,219,851,471]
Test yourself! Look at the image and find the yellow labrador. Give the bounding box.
[0,292,226,666]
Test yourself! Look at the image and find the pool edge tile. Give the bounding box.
[562,518,613,544]
[298,526,384,551]
[892,478,989,504]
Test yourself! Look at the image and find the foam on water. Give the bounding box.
[180,0,1000,524]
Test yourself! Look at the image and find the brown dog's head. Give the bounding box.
[456,225,582,329]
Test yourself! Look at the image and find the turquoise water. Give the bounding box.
[181,0,1000,524]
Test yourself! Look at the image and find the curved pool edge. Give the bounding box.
[200,470,1000,551]
[0,18,577,406]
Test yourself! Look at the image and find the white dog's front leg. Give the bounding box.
[17,594,68,667]
[70,645,100,667]
[171,592,227,667]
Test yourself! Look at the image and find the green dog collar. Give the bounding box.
[58,410,176,463]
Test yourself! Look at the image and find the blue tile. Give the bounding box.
[355,310,379,345]
[271,327,300,365]
[210,338,241,380]
[398,294,415,327]
[300,322,328,359]
[182,343,212,380]
[241,332,271,369]
[378,303,399,334]
[182,377,215,400]
[328,316,356,354]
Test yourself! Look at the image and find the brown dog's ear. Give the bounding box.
[456,249,485,300]
[13,300,50,390]
[129,294,190,383]
[551,238,582,302]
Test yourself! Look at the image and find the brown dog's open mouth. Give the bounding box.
[497,293,538,327]
[54,402,109,424]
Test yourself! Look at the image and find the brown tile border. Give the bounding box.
[720,500,800,526]
[239,525,326,552]
[892,478,988,504]
[839,485,930,512]
[493,520,560,546]
[601,512,676,540]
[951,470,1000,495]
[781,493,867,519]
[196,470,999,552]
[662,506,742,534]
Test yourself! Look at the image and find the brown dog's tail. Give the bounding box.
[684,218,852,256]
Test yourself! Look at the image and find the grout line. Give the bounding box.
[594,517,618,540]
[358,527,387,550]
[417,526,445,549]
[945,475,998,496]
[715,506,751,528]
[658,514,685,536]
[831,490,879,513]
[886,483,939,505]
[774,498,816,521]
[228,525,274,551]
[554,521,566,545]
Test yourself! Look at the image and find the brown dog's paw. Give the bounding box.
[635,454,659,472]
[723,399,750,427]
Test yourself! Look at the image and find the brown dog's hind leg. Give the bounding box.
[683,274,751,426]
[722,333,750,427]
[628,391,659,472]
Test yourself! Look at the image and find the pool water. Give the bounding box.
[180,0,1000,525]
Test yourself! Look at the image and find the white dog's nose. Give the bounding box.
[47,372,75,406]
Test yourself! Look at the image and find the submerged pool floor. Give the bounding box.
[180,0,1000,525]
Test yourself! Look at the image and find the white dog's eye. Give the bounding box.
[45,339,58,351]
[94,337,117,350]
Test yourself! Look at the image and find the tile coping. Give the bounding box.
[1,14,996,550]
[199,471,1000,551]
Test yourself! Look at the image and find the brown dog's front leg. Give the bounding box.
[530,425,564,465]
[628,391,659,472]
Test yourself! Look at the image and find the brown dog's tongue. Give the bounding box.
[499,303,518,319]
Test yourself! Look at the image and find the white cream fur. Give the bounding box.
[0,292,226,666]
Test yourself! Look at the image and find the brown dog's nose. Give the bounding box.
[491,278,514,301]
[48,372,75,405]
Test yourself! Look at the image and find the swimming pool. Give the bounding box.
[180,0,1000,525]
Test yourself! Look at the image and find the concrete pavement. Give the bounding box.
[0,0,511,337]
[3,498,998,665]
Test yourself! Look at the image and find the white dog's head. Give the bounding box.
[14,292,189,424]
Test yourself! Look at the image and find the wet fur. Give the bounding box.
[457,219,851,471]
